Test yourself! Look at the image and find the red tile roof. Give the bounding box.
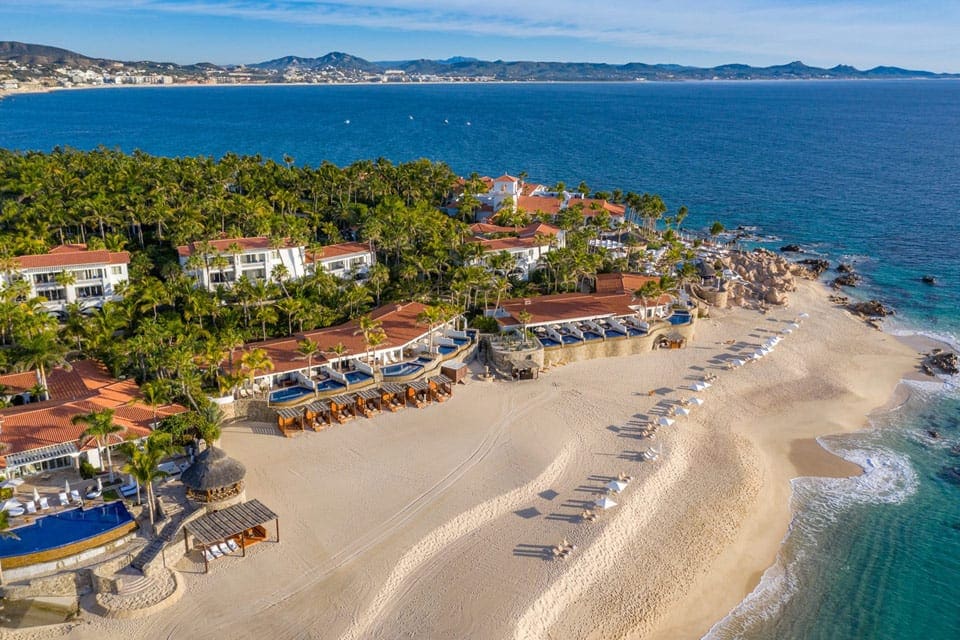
[493,174,518,183]
[0,371,38,395]
[15,244,130,270]
[0,360,187,466]
[469,222,515,236]
[575,198,626,217]
[493,290,672,328]
[519,221,562,238]
[177,236,302,258]
[304,242,373,263]
[521,183,545,196]
[516,195,563,216]
[231,302,447,377]
[595,272,660,295]
[472,236,550,254]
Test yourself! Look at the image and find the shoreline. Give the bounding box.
[63,278,922,640]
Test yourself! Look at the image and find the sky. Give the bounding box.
[1,0,958,72]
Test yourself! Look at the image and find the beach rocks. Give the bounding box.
[837,262,855,273]
[922,275,937,285]
[831,273,862,288]
[723,249,796,307]
[927,351,959,375]
[780,244,803,253]
[847,299,894,317]
[793,258,830,278]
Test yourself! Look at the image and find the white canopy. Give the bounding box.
[1,498,22,512]
[688,397,704,406]
[692,382,706,391]
[0,478,24,489]
[789,322,801,329]
[798,312,810,319]
[658,416,675,427]
[33,487,41,503]
[64,479,71,494]
[782,328,793,335]
[595,497,618,509]
[675,406,691,416]
[606,480,628,493]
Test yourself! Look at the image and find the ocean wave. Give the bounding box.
[703,437,917,640]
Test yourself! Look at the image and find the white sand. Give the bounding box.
[60,280,919,640]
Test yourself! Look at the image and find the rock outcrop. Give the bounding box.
[719,249,796,308]
[832,273,862,288]
[794,258,829,278]
[927,351,959,375]
[847,299,894,317]
[780,244,803,253]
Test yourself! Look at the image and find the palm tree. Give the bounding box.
[73,408,125,481]
[296,338,321,376]
[14,330,69,400]
[416,304,448,351]
[517,309,533,346]
[139,380,167,428]
[327,341,349,370]
[121,432,177,530]
[240,347,274,390]
[354,315,384,365]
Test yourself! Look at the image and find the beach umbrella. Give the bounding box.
[691,382,705,391]
[606,480,628,493]
[790,322,800,329]
[594,497,618,509]
[798,312,809,319]
[658,416,675,427]
[701,381,712,389]
[97,477,103,492]
[782,328,793,335]
[676,406,691,416]
[689,397,704,406]
[1,499,22,512]
[33,487,40,503]
[64,480,71,495]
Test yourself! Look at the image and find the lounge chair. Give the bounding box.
[39,497,50,510]
[70,489,82,504]
[85,489,102,500]
[6,506,24,517]
[209,545,224,559]
[226,538,240,553]
[25,500,37,514]
[58,492,70,506]
[204,548,218,562]
[218,542,232,555]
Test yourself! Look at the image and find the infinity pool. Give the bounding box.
[382,362,423,377]
[668,311,692,325]
[0,502,134,560]
[344,371,372,384]
[269,386,315,403]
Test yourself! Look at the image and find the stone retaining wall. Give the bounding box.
[542,321,696,368]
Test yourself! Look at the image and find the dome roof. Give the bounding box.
[181,446,246,491]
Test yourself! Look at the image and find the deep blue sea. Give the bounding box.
[2,81,959,639]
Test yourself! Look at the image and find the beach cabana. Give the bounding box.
[428,375,454,402]
[606,480,627,493]
[379,383,406,412]
[675,406,691,416]
[304,401,331,431]
[688,397,704,406]
[274,407,304,438]
[405,380,431,407]
[658,417,675,427]
[354,389,382,417]
[329,395,356,423]
[183,499,279,574]
[181,446,246,506]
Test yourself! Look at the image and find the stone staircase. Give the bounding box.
[131,499,194,572]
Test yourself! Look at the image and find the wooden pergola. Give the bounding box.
[183,499,279,574]
[379,383,406,412]
[353,389,382,417]
[274,407,304,437]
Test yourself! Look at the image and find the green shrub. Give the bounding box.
[469,315,500,333]
[79,459,97,479]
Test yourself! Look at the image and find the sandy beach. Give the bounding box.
[57,279,919,640]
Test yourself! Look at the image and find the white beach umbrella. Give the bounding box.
[658,416,675,427]
[1,498,22,512]
[606,480,628,493]
[782,328,793,335]
[595,497,618,509]
[64,480,71,495]
[688,397,704,406]
[33,487,40,503]
[701,381,712,389]
[790,322,801,329]
[735,359,747,367]
[691,382,705,391]
[798,312,809,319]
[0,478,24,490]
[676,406,691,416]
[97,477,103,492]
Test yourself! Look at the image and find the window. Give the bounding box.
[351,256,367,266]
[33,273,56,284]
[247,269,266,281]
[327,260,345,271]
[210,272,235,284]
[111,266,123,275]
[39,288,67,301]
[74,268,103,281]
[76,285,104,299]
[242,253,265,264]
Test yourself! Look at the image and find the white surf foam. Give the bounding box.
[703,436,917,639]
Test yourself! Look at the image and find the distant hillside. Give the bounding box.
[2,41,956,83]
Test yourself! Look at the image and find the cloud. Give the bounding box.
[9,0,960,68]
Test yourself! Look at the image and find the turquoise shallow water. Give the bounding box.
[2,81,959,638]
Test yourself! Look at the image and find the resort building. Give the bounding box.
[0,360,187,477]
[305,241,376,280]
[230,301,467,392]
[0,244,130,315]
[467,221,567,280]
[176,236,307,290]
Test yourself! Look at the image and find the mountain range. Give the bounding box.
[2,41,957,82]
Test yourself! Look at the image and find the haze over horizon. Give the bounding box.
[1,0,958,73]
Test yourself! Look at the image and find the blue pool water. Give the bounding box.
[450,337,470,346]
[314,379,346,392]
[560,335,582,345]
[582,331,603,340]
[269,385,314,403]
[382,362,424,378]
[604,329,626,338]
[626,328,644,337]
[438,345,457,355]
[668,312,692,325]
[538,337,561,348]
[344,371,372,384]
[0,502,133,559]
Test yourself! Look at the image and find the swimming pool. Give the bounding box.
[626,328,644,336]
[538,337,561,348]
[0,502,134,561]
[604,329,626,338]
[314,378,346,392]
[269,386,315,403]
[668,312,692,325]
[344,371,372,385]
[582,331,603,340]
[382,361,424,378]
[560,334,582,345]
[438,344,458,355]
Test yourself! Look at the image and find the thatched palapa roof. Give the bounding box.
[181,446,246,491]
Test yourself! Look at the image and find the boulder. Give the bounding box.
[780,244,803,253]
[922,275,937,285]
[928,351,959,375]
[831,273,862,288]
[796,259,830,276]
[765,289,787,305]
[837,262,855,273]
[847,299,893,317]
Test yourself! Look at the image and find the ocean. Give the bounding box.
[2,80,959,639]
